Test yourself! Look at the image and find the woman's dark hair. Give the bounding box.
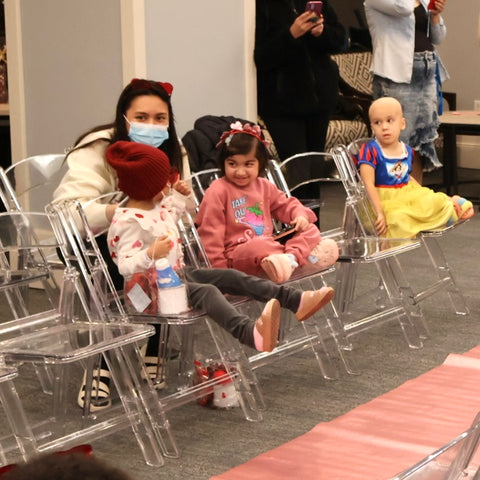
[217,133,269,176]
[70,79,183,172]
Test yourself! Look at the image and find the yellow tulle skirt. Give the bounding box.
[378,181,456,239]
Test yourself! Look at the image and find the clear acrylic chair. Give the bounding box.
[188,168,222,211]
[0,209,176,467]
[265,151,340,228]
[329,144,428,348]
[188,167,353,377]
[329,143,469,352]
[346,140,470,317]
[0,365,37,465]
[389,412,480,480]
[0,154,67,213]
[0,154,68,312]
[268,157,420,369]
[181,210,352,378]
[48,200,265,425]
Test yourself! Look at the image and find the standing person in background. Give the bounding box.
[364,0,449,184]
[254,0,347,200]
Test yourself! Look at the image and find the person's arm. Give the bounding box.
[364,0,413,17]
[53,137,117,231]
[254,2,310,71]
[269,182,317,227]
[429,0,447,44]
[308,5,347,53]
[196,187,229,268]
[109,217,171,277]
[359,163,388,236]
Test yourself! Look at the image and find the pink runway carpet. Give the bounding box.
[211,346,480,480]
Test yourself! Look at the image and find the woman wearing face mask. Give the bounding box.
[53,79,192,410]
[54,78,192,236]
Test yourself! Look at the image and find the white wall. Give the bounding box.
[5,0,123,160]
[144,0,256,137]
[437,0,480,168]
[5,0,255,161]
[438,0,480,110]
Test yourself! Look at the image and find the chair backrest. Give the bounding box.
[177,211,211,269]
[185,168,222,212]
[347,137,371,157]
[47,200,127,322]
[0,211,63,318]
[330,143,378,238]
[391,412,480,480]
[267,152,339,198]
[0,154,67,212]
[0,155,69,273]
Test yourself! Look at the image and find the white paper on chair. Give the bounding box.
[127,283,152,313]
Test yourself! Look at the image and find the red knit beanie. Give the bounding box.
[106,141,171,200]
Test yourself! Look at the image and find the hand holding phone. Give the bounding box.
[305,1,323,20]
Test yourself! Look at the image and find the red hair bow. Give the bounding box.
[130,78,173,96]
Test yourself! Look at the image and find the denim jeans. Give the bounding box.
[373,51,441,171]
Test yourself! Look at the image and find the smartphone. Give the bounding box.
[305,1,323,17]
[273,227,296,245]
[427,0,436,9]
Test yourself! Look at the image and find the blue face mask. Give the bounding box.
[126,119,169,148]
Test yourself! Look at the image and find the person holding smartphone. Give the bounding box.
[254,0,347,201]
[364,0,449,184]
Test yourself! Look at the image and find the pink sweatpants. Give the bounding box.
[226,224,320,276]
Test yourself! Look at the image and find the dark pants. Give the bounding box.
[183,267,302,348]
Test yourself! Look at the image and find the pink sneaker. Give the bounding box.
[254,299,281,352]
[308,239,339,269]
[295,287,335,322]
[261,253,297,283]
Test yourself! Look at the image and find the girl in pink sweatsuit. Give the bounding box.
[196,122,338,283]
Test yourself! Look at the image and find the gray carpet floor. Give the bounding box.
[0,171,479,480]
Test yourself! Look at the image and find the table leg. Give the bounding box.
[441,125,457,196]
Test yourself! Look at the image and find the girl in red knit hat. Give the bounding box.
[105,141,335,393]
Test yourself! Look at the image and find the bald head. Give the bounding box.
[369,97,404,121]
[368,96,406,147]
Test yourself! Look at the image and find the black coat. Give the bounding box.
[254,0,347,116]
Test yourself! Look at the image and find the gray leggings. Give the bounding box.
[183,267,302,348]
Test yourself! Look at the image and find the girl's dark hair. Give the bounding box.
[69,79,183,172]
[217,133,269,176]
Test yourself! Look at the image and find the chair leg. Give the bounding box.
[377,257,427,346]
[334,259,425,350]
[0,379,38,463]
[418,236,469,315]
[333,262,358,334]
[103,344,179,465]
[312,300,360,376]
[205,318,265,422]
[299,275,357,377]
